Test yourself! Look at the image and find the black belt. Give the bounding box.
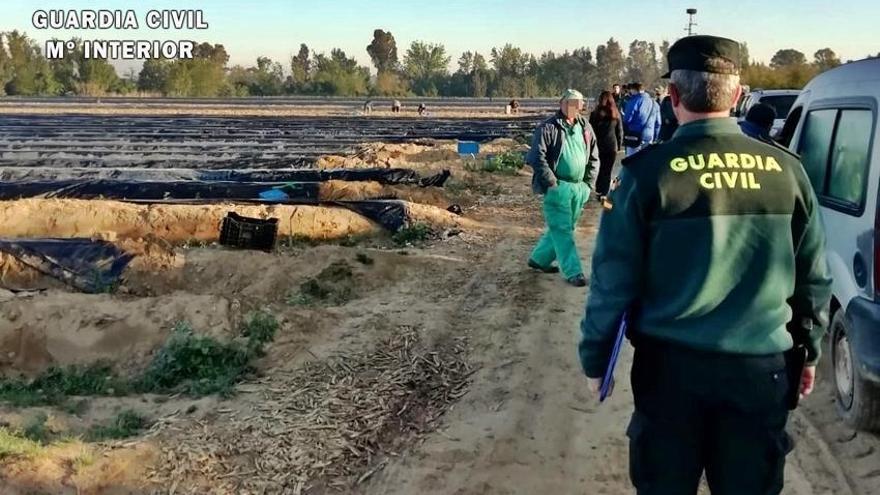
[633,334,785,368]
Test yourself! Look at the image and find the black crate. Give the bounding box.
[219,212,279,251]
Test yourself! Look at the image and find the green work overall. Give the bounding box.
[530,121,591,279]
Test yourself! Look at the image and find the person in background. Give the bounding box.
[418,103,427,116]
[509,99,521,114]
[527,89,600,287]
[392,99,402,113]
[739,102,777,141]
[612,84,623,107]
[654,88,663,104]
[622,82,661,155]
[618,83,632,113]
[658,93,678,141]
[589,90,623,197]
[363,100,373,114]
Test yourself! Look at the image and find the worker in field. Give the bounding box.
[526,89,600,287]
[392,99,402,113]
[622,82,661,155]
[579,35,831,494]
[739,102,777,141]
[418,103,427,116]
[508,99,521,114]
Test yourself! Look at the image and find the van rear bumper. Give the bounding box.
[847,297,880,383]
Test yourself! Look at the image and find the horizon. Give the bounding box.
[1,0,878,76]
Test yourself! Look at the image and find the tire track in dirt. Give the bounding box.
[791,356,880,495]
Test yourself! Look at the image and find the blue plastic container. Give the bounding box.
[258,188,290,202]
[457,141,480,155]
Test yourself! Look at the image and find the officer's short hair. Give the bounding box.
[670,57,740,113]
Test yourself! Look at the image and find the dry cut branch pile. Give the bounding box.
[149,326,472,494]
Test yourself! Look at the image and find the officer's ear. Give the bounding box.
[668,83,681,108]
[730,84,744,110]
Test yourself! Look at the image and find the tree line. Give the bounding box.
[0,29,872,98]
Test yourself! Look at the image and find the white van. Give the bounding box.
[780,58,880,430]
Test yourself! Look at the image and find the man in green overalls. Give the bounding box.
[527,89,600,287]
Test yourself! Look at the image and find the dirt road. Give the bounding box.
[364,184,880,495]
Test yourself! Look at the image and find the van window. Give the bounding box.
[759,95,798,119]
[827,109,872,205]
[798,109,836,191]
[778,106,802,148]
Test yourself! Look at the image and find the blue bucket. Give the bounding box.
[258,188,290,202]
[457,141,480,155]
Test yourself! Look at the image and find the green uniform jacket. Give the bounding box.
[579,118,832,378]
[527,111,601,194]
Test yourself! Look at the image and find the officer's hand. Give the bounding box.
[800,365,816,399]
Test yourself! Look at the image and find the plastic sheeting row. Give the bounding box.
[0,179,321,202]
[0,238,132,293]
[0,167,451,187]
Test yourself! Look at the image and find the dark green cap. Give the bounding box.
[662,35,741,78]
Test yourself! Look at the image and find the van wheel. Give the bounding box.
[831,311,880,431]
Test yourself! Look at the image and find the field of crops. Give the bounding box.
[0,114,537,169]
[1,98,878,495]
[0,96,559,108]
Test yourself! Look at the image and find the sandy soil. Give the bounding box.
[1,149,878,494]
[316,139,525,170]
[0,198,470,246]
[0,291,235,376]
[318,180,450,207]
[0,199,381,243]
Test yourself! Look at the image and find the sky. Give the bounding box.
[1,0,877,75]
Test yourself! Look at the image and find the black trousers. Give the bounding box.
[595,148,617,196]
[628,340,793,495]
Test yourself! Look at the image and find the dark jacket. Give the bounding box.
[579,118,832,377]
[527,111,601,194]
[658,96,678,141]
[589,110,623,153]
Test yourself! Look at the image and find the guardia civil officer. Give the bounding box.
[579,36,832,494]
